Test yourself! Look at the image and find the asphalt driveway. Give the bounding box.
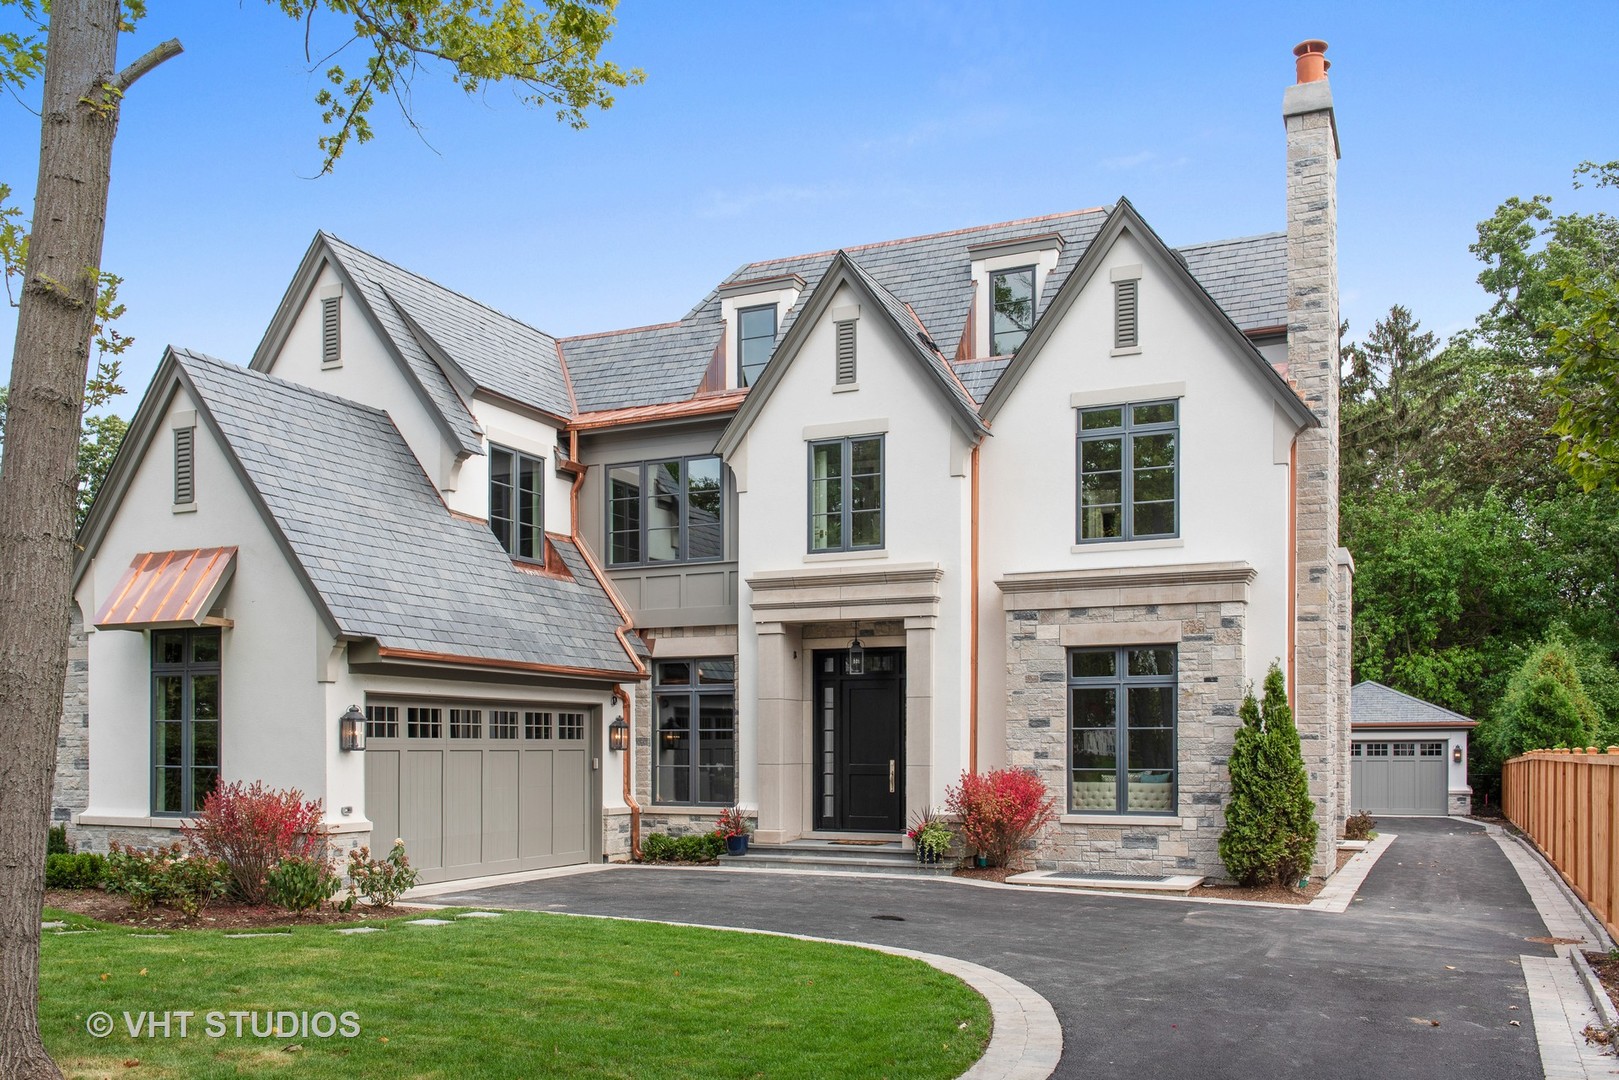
[438,818,1552,1079]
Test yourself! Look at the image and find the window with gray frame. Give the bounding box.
[653,659,736,805]
[151,627,221,815]
[737,304,777,386]
[1076,400,1178,542]
[1068,646,1176,815]
[606,456,724,566]
[990,266,1036,355]
[809,435,883,552]
[489,445,544,562]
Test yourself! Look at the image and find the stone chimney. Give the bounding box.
[1284,39,1349,876]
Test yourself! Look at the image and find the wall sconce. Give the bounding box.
[339,705,366,752]
[1452,744,1463,764]
[608,716,629,752]
[848,636,864,675]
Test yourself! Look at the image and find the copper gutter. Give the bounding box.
[373,645,636,679]
[614,685,642,859]
[969,441,982,775]
[1287,438,1298,707]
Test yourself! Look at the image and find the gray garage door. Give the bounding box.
[363,703,594,883]
[1351,740,1447,816]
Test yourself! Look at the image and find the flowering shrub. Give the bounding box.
[345,840,419,909]
[181,781,328,904]
[266,856,343,915]
[712,805,753,840]
[104,841,228,916]
[945,769,1056,869]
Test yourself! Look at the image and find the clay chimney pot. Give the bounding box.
[1294,39,1330,83]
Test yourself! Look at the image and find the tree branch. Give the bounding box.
[111,38,184,95]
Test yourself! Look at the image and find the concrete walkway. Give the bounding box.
[440,819,1577,1079]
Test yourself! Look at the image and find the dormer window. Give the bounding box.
[990,267,1035,355]
[737,304,777,387]
[489,445,544,562]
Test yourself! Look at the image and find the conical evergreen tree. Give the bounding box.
[1258,665,1319,886]
[1219,663,1319,886]
[1218,686,1281,885]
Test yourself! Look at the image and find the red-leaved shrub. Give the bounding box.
[182,781,328,904]
[946,768,1056,869]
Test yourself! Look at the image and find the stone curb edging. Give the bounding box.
[1570,949,1619,1033]
[460,907,1062,1080]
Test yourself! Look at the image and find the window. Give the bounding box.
[1077,400,1178,542]
[322,295,341,366]
[1420,741,1445,758]
[835,320,857,385]
[606,456,724,566]
[654,658,736,805]
[557,712,586,741]
[1364,742,1390,758]
[365,705,398,739]
[151,627,221,815]
[449,708,482,739]
[1068,646,1176,815]
[809,435,883,552]
[1393,742,1415,758]
[490,445,544,562]
[407,707,442,739]
[523,711,552,740]
[1114,279,1139,349]
[990,266,1036,355]
[489,710,519,740]
[173,427,195,505]
[737,304,777,386]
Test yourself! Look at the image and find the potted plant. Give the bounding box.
[906,808,954,865]
[714,805,753,856]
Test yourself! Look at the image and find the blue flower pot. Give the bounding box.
[725,834,749,857]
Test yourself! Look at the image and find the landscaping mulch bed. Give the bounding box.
[957,849,1360,903]
[1585,951,1619,1013]
[952,865,1019,883]
[44,889,382,930]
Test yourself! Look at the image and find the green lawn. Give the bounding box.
[40,907,990,1079]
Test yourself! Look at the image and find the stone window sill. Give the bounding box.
[1060,814,1182,827]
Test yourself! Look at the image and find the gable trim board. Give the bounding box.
[715,251,989,458]
[978,198,1318,431]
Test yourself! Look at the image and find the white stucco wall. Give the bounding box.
[732,281,976,809]
[76,382,332,828]
[977,228,1302,760]
[457,394,574,530]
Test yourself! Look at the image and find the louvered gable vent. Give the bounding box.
[321,296,341,366]
[173,427,195,505]
[835,320,857,385]
[1114,279,1139,350]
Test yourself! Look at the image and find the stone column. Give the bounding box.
[904,616,936,825]
[752,622,799,843]
[1284,40,1347,875]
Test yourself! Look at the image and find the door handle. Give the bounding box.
[889,759,896,794]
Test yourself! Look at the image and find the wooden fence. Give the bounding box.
[1502,747,1619,941]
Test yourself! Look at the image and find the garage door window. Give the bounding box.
[1420,742,1444,757]
[366,705,398,739]
[490,710,518,739]
[654,659,737,805]
[408,707,442,739]
[1363,742,1389,757]
[450,709,482,739]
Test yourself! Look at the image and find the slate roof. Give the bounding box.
[557,208,1290,416]
[1351,681,1478,728]
[174,348,639,676]
[322,234,573,420]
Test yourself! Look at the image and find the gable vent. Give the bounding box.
[836,320,857,385]
[174,428,195,505]
[1114,279,1139,350]
[321,296,341,366]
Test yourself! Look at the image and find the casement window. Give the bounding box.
[653,659,737,805]
[151,627,221,815]
[808,435,883,553]
[737,304,777,387]
[1114,279,1139,350]
[489,445,544,562]
[990,266,1036,356]
[1068,646,1176,815]
[1076,400,1178,542]
[606,456,724,567]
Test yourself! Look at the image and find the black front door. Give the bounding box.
[813,649,904,832]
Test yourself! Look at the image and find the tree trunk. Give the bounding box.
[0,3,121,1076]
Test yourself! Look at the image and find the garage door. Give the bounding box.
[1351,740,1447,816]
[363,703,594,883]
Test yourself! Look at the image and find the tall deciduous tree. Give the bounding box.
[0,4,639,1075]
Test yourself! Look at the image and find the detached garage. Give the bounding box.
[1350,681,1476,817]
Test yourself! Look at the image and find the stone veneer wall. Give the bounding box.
[1004,599,1247,880]
[53,607,90,839]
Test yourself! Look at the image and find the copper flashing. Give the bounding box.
[373,645,640,680]
[94,547,238,630]
[568,391,748,432]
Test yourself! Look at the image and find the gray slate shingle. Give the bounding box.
[1351,681,1478,727]
[175,349,638,676]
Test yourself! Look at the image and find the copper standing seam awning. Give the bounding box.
[93,547,238,630]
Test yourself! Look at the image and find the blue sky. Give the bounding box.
[2,1,1616,408]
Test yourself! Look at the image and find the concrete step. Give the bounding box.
[716,842,953,876]
[1006,869,1206,894]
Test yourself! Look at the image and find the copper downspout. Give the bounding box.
[568,428,643,858]
[1287,438,1298,707]
[969,441,981,775]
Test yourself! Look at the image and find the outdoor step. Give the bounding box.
[1005,870,1206,894]
[716,848,953,876]
[747,842,912,862]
